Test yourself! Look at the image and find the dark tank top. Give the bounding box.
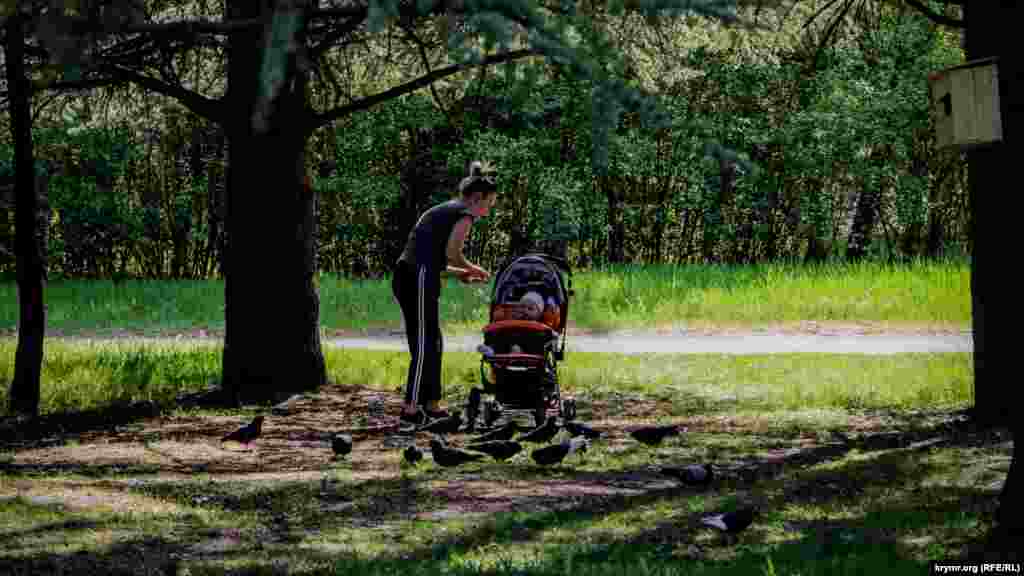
[397,199,475,275]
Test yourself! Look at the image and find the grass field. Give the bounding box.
[0,258,998,575]
[0,340,994,574]
[0,259,970,336]
[0,342,973,417]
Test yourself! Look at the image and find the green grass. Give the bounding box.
[0,342,972,417]
[0,258,986,575]
[562,259,969,334]
[0,340,997,574]
[0,259,970,336]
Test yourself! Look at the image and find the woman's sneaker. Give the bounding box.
[399,409,429,432]
[425,409,451,421]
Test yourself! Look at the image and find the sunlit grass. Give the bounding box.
[0,341,972,418]
[0,337,996,575]
[0,259,970,336]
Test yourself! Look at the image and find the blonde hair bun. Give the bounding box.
[469,160,495,177]
[459,160,498,196]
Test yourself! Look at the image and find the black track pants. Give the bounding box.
[392,262,443,407]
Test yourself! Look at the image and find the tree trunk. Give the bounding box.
[221,0,326,405]
[846,183,880,261]
[962,0,1020,553]
[605,176,625,263]
[926,172,946,259]
[6,13,46,416]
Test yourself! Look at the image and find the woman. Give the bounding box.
[393,161,497,428]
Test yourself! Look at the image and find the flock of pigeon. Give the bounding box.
[220,409,758,539]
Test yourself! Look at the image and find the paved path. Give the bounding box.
[329,331,973,355]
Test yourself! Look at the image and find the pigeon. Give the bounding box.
[466,440,523,461]
[701,506,758,535]
[564,421,603,440]
[630,425,681,446]
[465,389,482,433]
[482,401,503,428]
[331,434,353,457]
[531,437,588,466]
[420,410,463,435]
[831,430,852,444]
[403,444,424,465]
[221,416,264,446]
[660,464,713,488]
[472,421,521,443]
[429,437,485,467]
[516,417,560,444]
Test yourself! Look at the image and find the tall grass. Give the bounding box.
[0,259,968,336]
[565,259,969,332]
[0,342,972,417]
[0,341,221,414]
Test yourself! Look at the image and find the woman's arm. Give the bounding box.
[446,216,488,278]
[440,265,469,277]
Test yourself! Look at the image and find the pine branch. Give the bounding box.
[308,47,539,132]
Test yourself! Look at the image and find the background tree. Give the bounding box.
[804,0,1020,554]
[3,0,744,406]
[3,4,45,415]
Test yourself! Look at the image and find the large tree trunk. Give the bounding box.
[962,0,1020,553]
[221,0,326,405]
[6,13,46,416]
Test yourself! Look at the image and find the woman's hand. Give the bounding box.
[458,269,487,284]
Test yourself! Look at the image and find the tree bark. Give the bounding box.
[963,2,1013,427]
[962,0,1019,553]
[6,13,46,416]
[221,0,326,405]
[605,176,625,263]
[847,184,880,261]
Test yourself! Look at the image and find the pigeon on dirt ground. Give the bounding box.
[420,410,463,435]
[564,421,603,440]
[630,425,682,446]
[221,416,264,447]
[466,440,523,461]
[465,389,482,432]
[332,434,352,457]
[660,464,713,488]
[472,421,521,443]
[429,437,485,467]
[702,506,758,535]
[516,417,560,444]
[403,444,424,465]
[531,437,588,466]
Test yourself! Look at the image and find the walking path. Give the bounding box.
[329,330,973,355]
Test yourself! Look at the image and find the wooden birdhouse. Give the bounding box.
[928,57,1003,149]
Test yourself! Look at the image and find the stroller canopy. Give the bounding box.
[491,253,571,307]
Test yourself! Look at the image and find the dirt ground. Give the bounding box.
[0,378,997,524]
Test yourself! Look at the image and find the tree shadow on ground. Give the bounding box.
[0,400,162,449]
[0,535,184,576]
[1,403,1013,574]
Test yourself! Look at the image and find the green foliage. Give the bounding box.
[1,1,973,278]
[37,122,143,278]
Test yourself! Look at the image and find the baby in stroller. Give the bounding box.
[469,253,575,428]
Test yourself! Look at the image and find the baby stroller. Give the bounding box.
[468,253,576,428]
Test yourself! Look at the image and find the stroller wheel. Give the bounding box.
[561,398,577,421]
[534,397,548,427]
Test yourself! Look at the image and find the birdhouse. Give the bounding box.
[928,57,1003,149]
